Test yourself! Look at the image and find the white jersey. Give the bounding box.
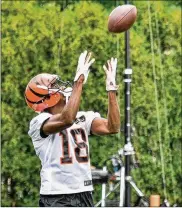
[28,111,100,195]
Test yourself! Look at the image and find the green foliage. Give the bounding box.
[130,1,181,205]
[1,0,181,206]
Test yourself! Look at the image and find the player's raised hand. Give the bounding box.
[103,57,118,91]
[74,50,95,84]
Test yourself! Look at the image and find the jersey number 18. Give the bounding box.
[60,128,88,164]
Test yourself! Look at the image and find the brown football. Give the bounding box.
[108,5,137,33]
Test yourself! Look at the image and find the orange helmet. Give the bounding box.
[25,73,72,112]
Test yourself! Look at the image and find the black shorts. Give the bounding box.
[39,191,94,207]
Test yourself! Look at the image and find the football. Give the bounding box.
[108,5,137,33]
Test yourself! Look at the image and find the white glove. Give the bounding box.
[103,57,118,91]
[74,50,95,84]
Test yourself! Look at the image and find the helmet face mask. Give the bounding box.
[25,73,73,113]
[49,76,72,92]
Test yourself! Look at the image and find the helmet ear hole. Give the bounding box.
[45,95,50,100]
[44,92,61,110]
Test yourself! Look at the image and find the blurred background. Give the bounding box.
[1,0,181,207]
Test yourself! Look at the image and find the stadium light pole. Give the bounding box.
[124,0,132,206]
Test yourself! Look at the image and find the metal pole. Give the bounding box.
[101,166,107,207]
[119,166,125,206]
[124,0,132,206]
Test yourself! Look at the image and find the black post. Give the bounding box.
[124,0,132,206]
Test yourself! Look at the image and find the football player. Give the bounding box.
[25,51,120,207]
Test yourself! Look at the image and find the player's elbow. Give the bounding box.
[109,129,120,134]
[58,114,75,127]
[64,117,75,127]
[108,124,120,134]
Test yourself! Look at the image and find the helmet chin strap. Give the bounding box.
[65,96,70,104]
[59,87,72,104]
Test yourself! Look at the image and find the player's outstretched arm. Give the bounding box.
[91,58,120,135]
[42,51,95,135]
